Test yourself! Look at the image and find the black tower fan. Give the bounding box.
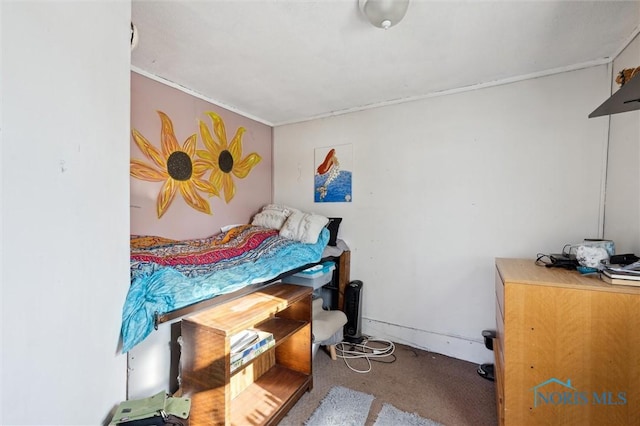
[343,280,364,343]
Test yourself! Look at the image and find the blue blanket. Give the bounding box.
[121,226,329,352]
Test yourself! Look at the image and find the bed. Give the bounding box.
[121,222,331,353]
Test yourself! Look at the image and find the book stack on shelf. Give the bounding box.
[601,261,640,286]
[230,329,275,373]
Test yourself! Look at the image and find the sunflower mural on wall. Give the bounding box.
[130,111,261,218]
[197,112,262,204]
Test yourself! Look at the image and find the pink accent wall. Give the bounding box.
[130,72,272,240]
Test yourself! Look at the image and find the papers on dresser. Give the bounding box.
[601,262,640,286]
[604,260,640,273]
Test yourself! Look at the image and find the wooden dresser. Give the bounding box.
[494,258,640,426]
[180,283,312,425]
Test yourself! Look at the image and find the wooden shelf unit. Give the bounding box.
[495,258,640,426]
[180,283,313,425]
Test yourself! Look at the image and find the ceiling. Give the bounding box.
[131,0,640,126]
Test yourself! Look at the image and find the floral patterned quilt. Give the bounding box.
[121,225,329,352]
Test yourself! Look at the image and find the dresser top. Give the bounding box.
[496,258,640,294]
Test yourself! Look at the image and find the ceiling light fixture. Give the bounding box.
[359,0,410,30]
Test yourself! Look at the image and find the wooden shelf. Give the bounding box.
[180,283,313,425]
[256,317,307,344]
[230,365,310,426]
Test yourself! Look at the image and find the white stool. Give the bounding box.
[312,298,347,360]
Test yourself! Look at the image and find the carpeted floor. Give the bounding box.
[279,342,497,426]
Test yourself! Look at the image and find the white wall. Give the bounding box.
[603,34,640,254]
[1,2,131,424]
[273,66,610,363]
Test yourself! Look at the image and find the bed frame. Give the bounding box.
[153,261,320,327]
[128,249,351,400]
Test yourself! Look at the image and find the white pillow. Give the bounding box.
[251,204,299,230]
[262,204,298,215]
[252,210,289,230]
[279,211,329,244]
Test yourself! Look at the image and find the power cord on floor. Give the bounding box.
[334,336,396,373]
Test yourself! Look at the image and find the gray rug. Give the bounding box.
[373,403,443,426]
[305,386,374,426]
[305,386,441,426]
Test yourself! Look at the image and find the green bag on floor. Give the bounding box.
[110,391,191,425]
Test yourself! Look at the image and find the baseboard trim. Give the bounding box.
[361,318,493,365]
